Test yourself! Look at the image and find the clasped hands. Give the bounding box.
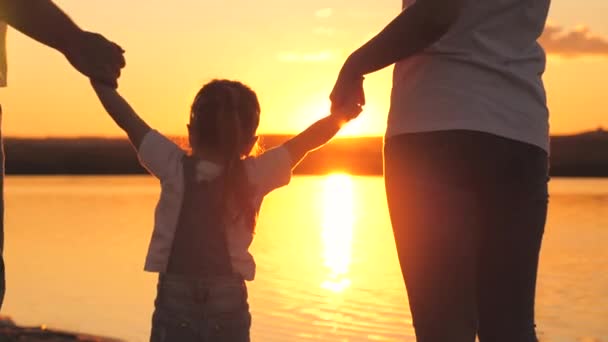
[329,66,366,124]
[63,30,125,88]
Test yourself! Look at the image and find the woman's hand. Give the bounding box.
[330,61,365,121]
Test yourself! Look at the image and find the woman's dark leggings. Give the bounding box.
[384,130,548,342]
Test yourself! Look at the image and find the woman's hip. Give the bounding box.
[384,129,548,191]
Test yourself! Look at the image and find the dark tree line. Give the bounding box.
[3,130,608,176]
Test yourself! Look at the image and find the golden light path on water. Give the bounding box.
[321,174,354,293]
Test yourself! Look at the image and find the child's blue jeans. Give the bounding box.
[150,273,250,342]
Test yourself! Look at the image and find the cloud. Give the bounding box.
[313,26,337,36]
[315,8,333,19]
[277,51,337,63]
[540,24,608,57]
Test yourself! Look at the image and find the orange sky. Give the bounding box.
[1,0,607,137]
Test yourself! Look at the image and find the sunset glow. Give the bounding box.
[1,0,607,138]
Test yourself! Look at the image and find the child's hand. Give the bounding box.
[331,102,363,123]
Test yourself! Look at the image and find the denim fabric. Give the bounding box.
[166,156,234,277]
[384,130,548,342]
[150,274,250,342]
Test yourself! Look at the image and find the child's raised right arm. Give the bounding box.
[91,81,151,149]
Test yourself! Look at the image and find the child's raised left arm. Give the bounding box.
[283,105,361,169]
[91,81,151,149]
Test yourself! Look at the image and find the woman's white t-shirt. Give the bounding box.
[387,0,551,151]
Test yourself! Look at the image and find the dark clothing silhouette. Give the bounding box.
[385,130,548,342]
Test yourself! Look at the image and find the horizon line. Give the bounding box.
[2,127,607,140]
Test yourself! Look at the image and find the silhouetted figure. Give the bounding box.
[331,0,551,341]
[90,78,359,341]
[0,0,125,310]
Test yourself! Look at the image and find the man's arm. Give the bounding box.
[91,81,151,149]
[339,0,466,78]
[0,0,82,52]
[0,0,125,86]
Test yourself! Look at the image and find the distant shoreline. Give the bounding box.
[3,129,608,177]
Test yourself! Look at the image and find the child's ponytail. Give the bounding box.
[218,86,256,229]
[190,80,260,231]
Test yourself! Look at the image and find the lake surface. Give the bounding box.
[2,176,607,342]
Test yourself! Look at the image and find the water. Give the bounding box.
[2,175,607,342]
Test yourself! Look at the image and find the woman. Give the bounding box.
[331,0,551,341]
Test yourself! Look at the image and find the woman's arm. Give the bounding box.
[0,0,80,52]
[330,0,465,110]
[339,0,466,79]
[91,81,151,149]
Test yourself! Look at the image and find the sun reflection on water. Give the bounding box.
[321,174,354,293]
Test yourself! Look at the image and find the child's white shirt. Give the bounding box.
[137,129,292,280]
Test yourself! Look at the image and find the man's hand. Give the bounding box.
[63,31,125,88]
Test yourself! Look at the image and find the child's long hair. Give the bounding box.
[189,79,261,231]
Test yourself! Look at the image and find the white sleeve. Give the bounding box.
[137,130,185,181]
[245,146,292,197]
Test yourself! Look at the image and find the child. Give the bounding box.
[90,78,361,342]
